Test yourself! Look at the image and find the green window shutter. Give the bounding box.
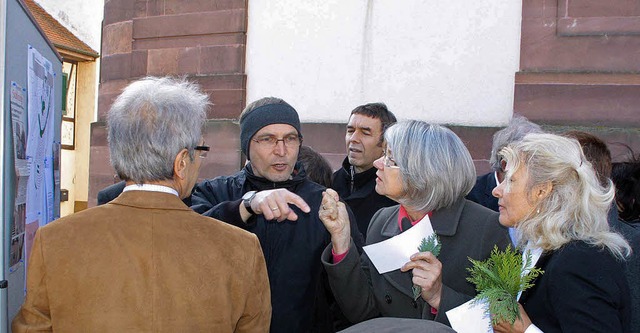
[62,72,68,116]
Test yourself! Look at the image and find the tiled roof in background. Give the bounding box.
[23,0,99,59]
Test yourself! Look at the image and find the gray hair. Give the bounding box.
[500,133,631,259]
[490,115,543,171]
[385,121,476,212]
[108,77,209,183]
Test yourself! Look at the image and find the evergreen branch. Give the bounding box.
[413,233,440,301]
[466,245,543,325]
[418,233,441,257]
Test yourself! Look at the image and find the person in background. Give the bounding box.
[12,77,271,332]
[320,121,510,328]
[466,115,543,246]
[466,115,543,212]
[96,180,125,205]
[332,103,398,239]
[564,131,612,187]
[299,145,333,187]
[612,153,640,225]
[492,133,631,333]
[564,130,639,333]
[190,97,364,333]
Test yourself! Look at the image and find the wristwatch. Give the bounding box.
[242,191,257,215]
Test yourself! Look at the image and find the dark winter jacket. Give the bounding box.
[191,162,364,333]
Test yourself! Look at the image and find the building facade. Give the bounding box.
[91,0,640,205]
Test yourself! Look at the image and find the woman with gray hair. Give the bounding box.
[492,133,632,333]
[319,120,511,328]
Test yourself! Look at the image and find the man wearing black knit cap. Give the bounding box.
[191,97,364,333]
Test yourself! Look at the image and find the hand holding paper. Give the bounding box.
[363,214,444,307]
[363,215,437,274]
[401,251,443,308]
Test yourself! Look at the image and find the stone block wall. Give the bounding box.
[90,0,248,205]
[515,0,640,158]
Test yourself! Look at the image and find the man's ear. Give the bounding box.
[174,149,190,180]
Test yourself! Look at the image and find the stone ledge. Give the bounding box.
[165,0,246,15]
[515,72,640,127]
[557,16,640,36]
[132,9,246,39]
[133,33,245,51]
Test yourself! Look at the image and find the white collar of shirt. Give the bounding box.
[122,184,179,197]
[516,243,543,301]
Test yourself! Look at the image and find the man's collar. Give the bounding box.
[123,183,179,197]
[341,157,378,180]
[109,190,191,211]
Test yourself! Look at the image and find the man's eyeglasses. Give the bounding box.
[252,134,302,148]
[498,158,507,173]
[194,145,210,159]
[382,150,399,168]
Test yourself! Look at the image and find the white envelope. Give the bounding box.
[363,214,437,274]
[446,299,493,333]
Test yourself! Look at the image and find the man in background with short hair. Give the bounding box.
[332,103,397,239]
[466,115,543,212]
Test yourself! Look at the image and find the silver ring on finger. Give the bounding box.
[271,207,279,211]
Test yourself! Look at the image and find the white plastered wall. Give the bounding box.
[33,0,103,51]
[246,0,522,126]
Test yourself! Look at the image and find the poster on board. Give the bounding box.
[10,82,28,271]
[25,45,56,268]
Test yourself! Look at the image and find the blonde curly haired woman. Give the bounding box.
[492,133,632,333]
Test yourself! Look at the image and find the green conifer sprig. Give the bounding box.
[466,245,543,325]
[418,234,441,256]
[412,234,441,301]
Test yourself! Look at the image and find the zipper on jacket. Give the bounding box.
[349,165,355,194]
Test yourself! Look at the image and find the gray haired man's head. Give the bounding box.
[489,115,543,172]
[107,77,209,183]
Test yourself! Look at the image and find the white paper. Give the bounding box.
[26,45,55,228]
[446,299,493,333]
[363,215,437,274]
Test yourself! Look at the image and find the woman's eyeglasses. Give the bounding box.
[382,150,399,168]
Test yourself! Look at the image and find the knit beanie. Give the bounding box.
[240,103,302,158]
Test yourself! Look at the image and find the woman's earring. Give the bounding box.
[536,208,540,214]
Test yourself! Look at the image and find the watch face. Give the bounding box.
[243,191,256,201]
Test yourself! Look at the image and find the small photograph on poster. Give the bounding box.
[12,203,26,237]
[13,122,27,160]
[9,235,25,269]
[10,82,29,177]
